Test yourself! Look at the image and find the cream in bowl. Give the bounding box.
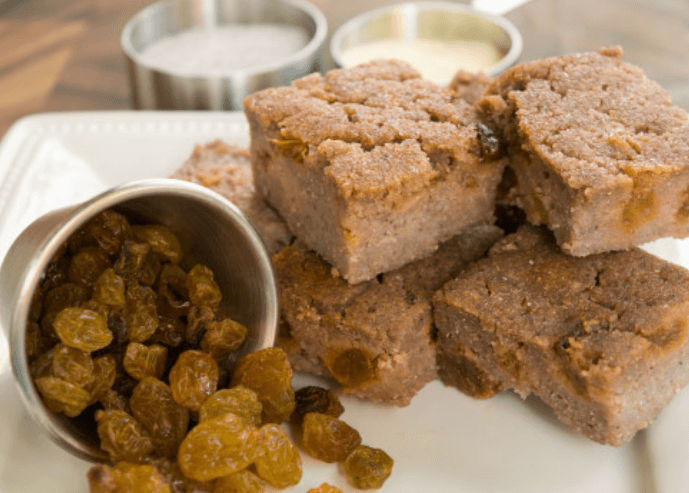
[330,2,523,84]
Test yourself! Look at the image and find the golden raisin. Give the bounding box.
[201,319,247,360]
[87,462,171,493]
[261,386,296,425]
[212,469,264,493]
[130,377,190,458]
[51,344,94,387]
[157,264,190,319]
[115,240,152,285]
[254,424,302,488]
[53,307,112,352]
[145,457,214,493]
[343,445,394,489]
[149,316,185,348]
[93,268,126,308]
[41,253,70,292]
[81,299,109,319]
[35,376,92,417]
[141,254,162,287]
[132,225,183,264]
[186,264,222,309]
[85,210,133,256]
[230,348,294,424]
[306,484,344,493]
[68,247,111,287]
[86,354,118,402]
[177,413,258,482]
[301,413,362,463]
[124,342,168,380]
[43,283,90,319]
[169,350,219,411]
[199,387,262,426]
[125,283,159,342]
[100,389,130,412]
[291,386,344,425]
[186,306,215,344]
[96,409,155,462]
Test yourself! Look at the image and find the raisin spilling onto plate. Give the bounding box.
[169,350,219,412]
[199,386,262,426]
[301,413,361,463]
[87,462,170,493]
[230,348,295,424]
[96,409,155,462]
[254,423,302,488]
[212,469,264,493]
[177,413,258,482]
[343,445,394,489]
[200,319,248,360]
[306,484,344,493]
[28,207,395,492]
[291,386,344,425]
[130,377,189,458]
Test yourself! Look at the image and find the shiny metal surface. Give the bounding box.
[330,1,523,81]
[121,0,327,110]
[0,179,279,462]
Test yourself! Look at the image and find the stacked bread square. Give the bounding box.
[177,48,689,446]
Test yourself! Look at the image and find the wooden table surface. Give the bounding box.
[1,0,688,139]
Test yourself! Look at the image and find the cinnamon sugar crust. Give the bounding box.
[244,60,506,283]
[479,47,689,255]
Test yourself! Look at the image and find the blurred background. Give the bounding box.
[0,0,687,137]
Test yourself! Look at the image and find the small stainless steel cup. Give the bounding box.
[0,179,279,461]
[330,2,523,83]
[121,0,327,110]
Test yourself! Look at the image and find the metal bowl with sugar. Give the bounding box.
[330,2,523,85]
[0,179,279,461]
[121,0,327,110]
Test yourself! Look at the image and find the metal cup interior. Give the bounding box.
[330,2,523,80]
[0,179,278,462]
[121,0,327,110]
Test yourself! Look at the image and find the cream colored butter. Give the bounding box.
[340,38,500,83]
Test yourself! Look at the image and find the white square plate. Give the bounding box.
[0,111,687,493]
